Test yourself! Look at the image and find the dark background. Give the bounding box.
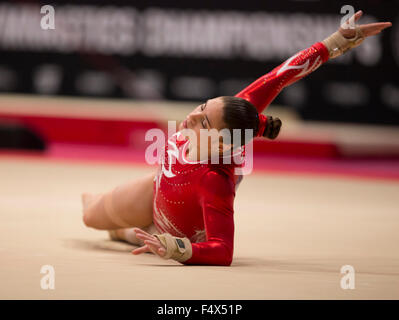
[0,0,398,124]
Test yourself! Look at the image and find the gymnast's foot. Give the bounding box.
[108,229,121,241]
[108,228,144,246]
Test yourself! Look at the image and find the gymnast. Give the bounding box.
[82,11,391,266]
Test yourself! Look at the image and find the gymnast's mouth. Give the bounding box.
[179,119,188,131]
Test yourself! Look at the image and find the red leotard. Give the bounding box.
[152,42,330,266]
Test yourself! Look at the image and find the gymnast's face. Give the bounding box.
[179,97,225,132]
[179,97,230,159]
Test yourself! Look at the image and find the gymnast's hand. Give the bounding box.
[131,227,166,257]
[339,10,392,39]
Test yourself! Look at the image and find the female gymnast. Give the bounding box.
[82,11,391,266]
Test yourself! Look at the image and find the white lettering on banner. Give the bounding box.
[0,4,383,66]
[0,4,137,54]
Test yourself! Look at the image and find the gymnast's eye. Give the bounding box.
[200,103,208,128]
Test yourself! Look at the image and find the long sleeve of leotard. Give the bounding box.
[183,170,236,266]
[235,42,330,113]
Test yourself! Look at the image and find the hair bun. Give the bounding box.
[263,116,282,140]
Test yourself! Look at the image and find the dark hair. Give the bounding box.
[221,96,282,147]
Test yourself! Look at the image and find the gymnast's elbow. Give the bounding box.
[182,246,233,266]
[218,242,234,266]
[213,252,233,266]
[224,250,234,266]
[183,254,233,266]
[221,255,233,267]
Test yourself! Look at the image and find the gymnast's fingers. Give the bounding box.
[133,227,157,240]
[354,10,363,22]
[135,231,157,242]
[131,244,150,255]
[342,10,362,28]
[144,240,160,255]
[144,239,163,249]
[360,22,392,37]
[144,240,166,257]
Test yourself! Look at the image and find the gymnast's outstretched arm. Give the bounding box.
[235,10,391,114]
[235,42,329,114]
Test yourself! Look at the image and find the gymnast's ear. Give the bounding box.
[263,116,282,140]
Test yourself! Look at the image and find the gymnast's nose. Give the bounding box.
[187,110,201,125]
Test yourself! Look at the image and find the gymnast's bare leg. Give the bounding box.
[81,171,156,244]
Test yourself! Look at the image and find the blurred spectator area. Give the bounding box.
[1,93,399,160]
[0,1,398,125]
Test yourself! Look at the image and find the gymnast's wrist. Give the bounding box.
[154,233,193,263]
[322,26,365,59]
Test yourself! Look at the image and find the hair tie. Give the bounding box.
[256,114,268,137]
